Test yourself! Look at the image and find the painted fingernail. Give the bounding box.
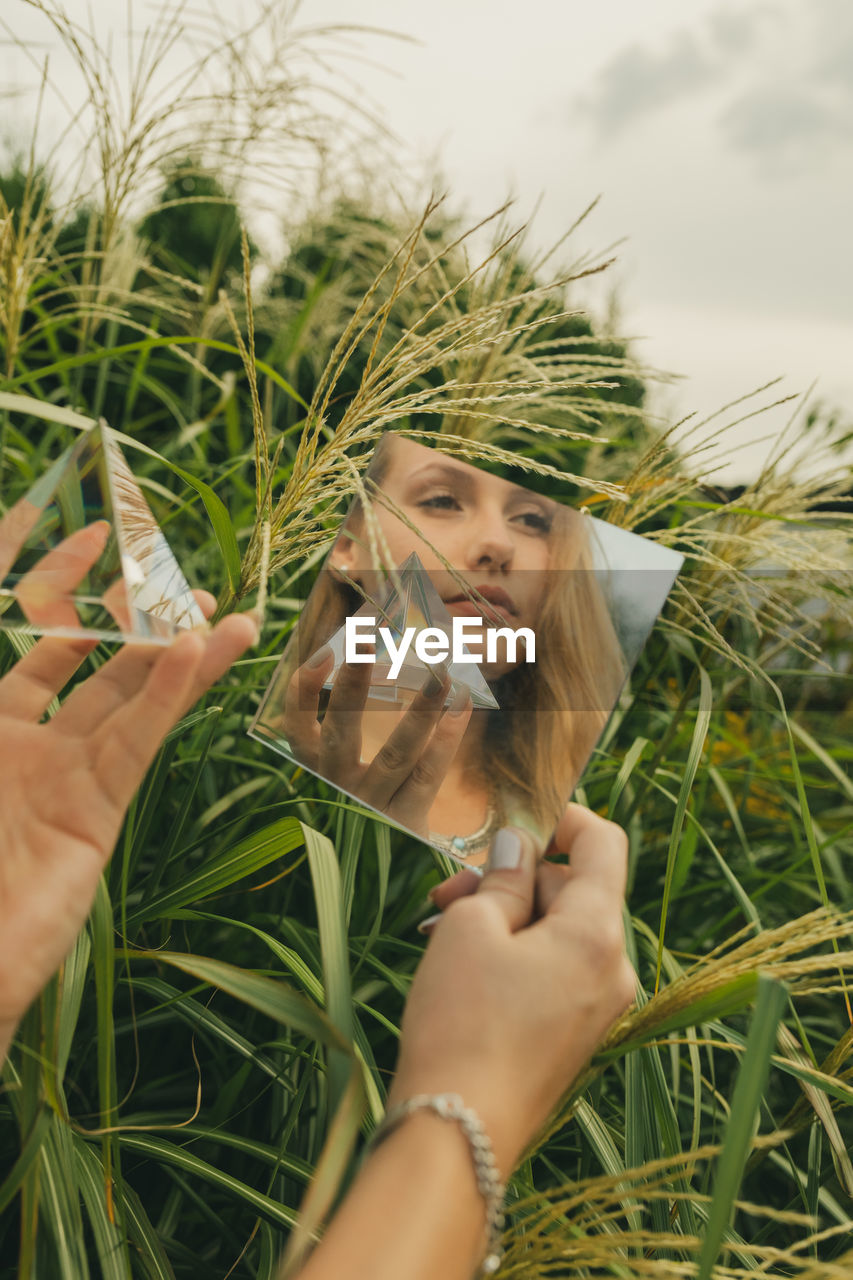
[447,686,471,716]
[487,828,522,872]
[307,644,332,669]
[417,911,443,935]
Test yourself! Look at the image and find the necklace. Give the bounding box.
[430,788,502,859]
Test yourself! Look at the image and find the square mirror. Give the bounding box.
[250,433,683,864]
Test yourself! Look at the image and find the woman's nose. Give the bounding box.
[464,512,515,570]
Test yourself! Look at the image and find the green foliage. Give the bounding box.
[1,10,852,1277]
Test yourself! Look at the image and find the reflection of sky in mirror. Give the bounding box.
[588,516,683,666]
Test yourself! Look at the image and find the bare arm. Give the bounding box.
[297,809,635,1280]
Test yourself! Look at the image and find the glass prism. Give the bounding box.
[321,553,499,710]
[0,422,205,644]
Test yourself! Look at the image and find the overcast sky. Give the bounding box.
[4,0,852,481]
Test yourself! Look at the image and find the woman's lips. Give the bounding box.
[443,593,517,623]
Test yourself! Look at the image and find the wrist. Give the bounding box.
[388,1069,527,1180]
[370,1094,505,1275]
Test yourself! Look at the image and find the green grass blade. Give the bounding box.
[133,950,351,1053]
[0,1107,51,1214]
[696,975,788,1280]
[74,1140,131,1280]
[303,823,354,1117]
[126,816,305,923]
[655,665,713,991]
[116,1133,299,1229]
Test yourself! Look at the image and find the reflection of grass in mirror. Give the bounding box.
[1,4,852,1276]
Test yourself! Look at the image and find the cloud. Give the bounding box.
[707,5,777,54]
[578,6,781,137]
[810,0,853,94]
[720,85,852,154]
[716,1,853,168]
[580,30,720,136]
[580,1,853,172]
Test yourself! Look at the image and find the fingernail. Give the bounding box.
[420,670,445,699]
[307,644,332,669]
[417,911,442,935]
[241,611,261,644]
[447,686,471,716]
[487,828,522,872]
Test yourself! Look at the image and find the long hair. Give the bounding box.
[484,503,626,840]
[257,437,626,844]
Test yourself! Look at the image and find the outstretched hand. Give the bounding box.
[0,503,257,1058]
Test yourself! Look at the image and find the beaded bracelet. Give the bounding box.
[369,1092,506,1275]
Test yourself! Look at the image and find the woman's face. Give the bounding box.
[335,438,557,677]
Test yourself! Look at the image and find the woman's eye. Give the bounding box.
[418,493,461,512]
[515,510,552,534]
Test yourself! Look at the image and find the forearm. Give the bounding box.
[297,1112,495,1280]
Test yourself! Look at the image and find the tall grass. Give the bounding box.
[1,4,851,1277]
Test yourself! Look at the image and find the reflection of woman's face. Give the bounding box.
[338,438,556,677]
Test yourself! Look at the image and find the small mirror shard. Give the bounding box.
[0,422,205,644]
[321,553,499,710]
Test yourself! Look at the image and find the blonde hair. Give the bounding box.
[483,503,625,838]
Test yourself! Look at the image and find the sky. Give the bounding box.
[4,0,853,482]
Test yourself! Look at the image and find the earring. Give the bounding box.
[329,558,352,583]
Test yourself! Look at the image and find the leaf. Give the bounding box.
[276,1068,366,1279]
[125,816,305,923]
[0,1107,51,1214]
[74,1140,131,1280]
[696,976,788,1280]
[656,665,713,991]
[116,1133,299,1230]
[303,823,354,1117]
[132,950,351,1054]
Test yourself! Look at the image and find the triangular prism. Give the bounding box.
[0,422,205,644]
[322,552,499,710]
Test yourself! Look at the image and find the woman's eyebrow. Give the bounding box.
[409,462,475,490]
[505,485,553,510]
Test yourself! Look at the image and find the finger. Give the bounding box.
[534,860,571,918]
[427,866,483,910]
[92,630,206,816]
[51,640,166,736]
[194,590,217,619]
[184,611,257,710]
[386,688,472,822]
[319,659,372,779]
[540,810,628,946]
[282,645,333,767]
[0,498,41,579]
[360,673,449,803]
[549,805,629,901]
[0,632,97,721]
[53,611,257,738]
[475,825,539,932]
[16,521,110,631]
